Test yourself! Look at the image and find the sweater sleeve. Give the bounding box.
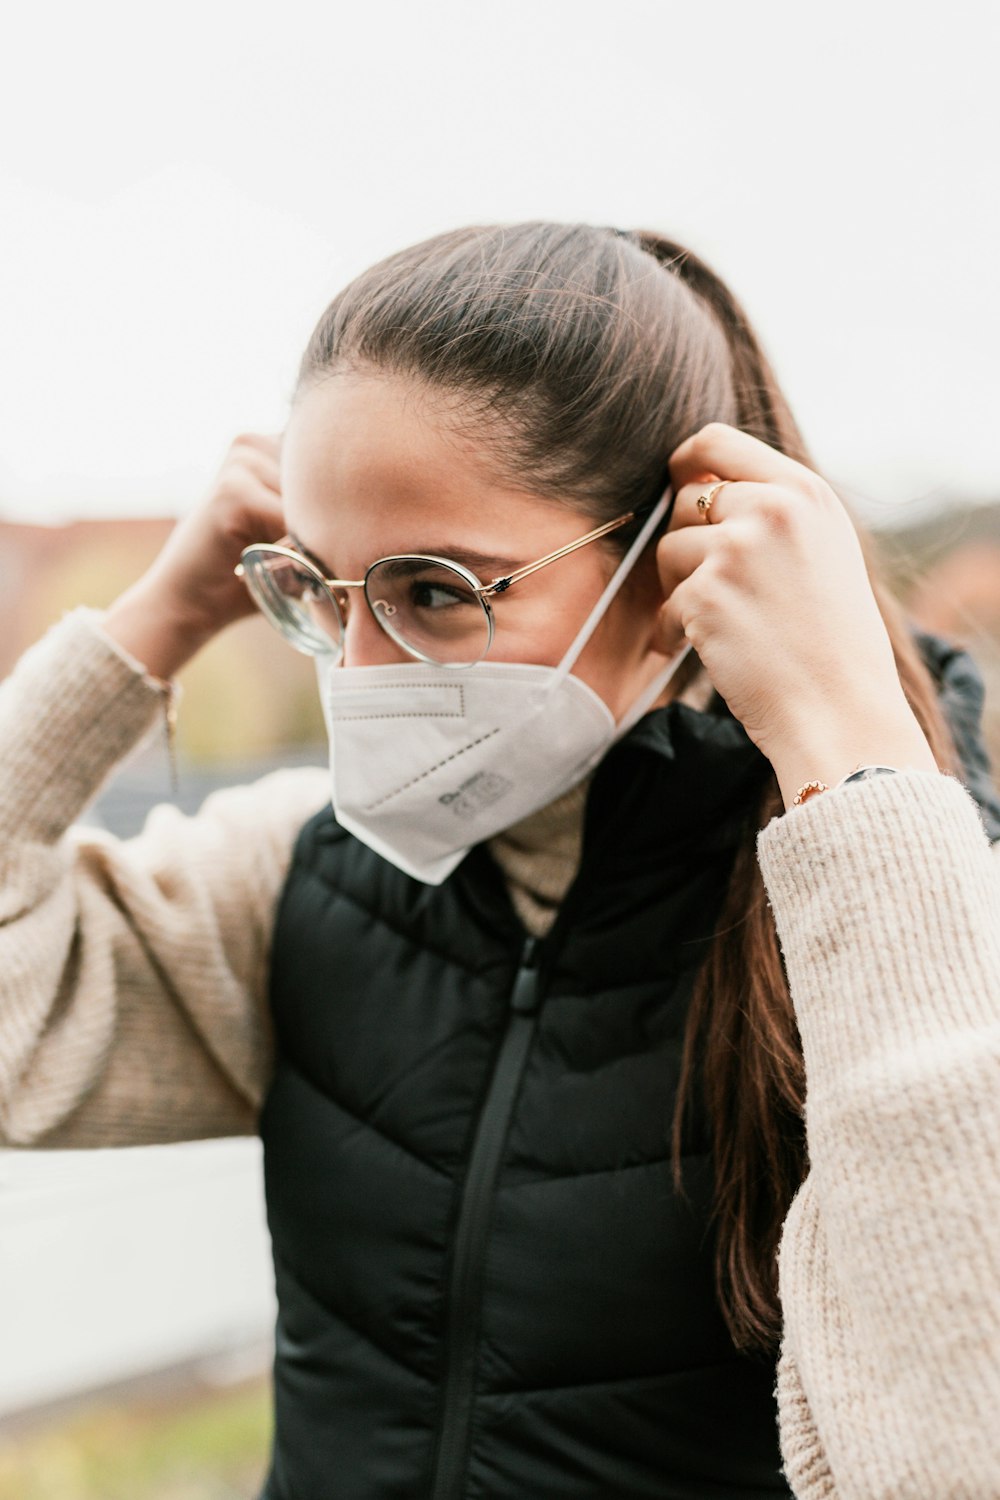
[0,608,330,1149]
[756,770,1000,1498]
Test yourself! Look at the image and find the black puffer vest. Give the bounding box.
[257,628,1000,1500]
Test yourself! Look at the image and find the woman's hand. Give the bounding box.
[103,432,285,680]
[655,422,939,806]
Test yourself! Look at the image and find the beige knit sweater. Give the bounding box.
[2,608,999,1498]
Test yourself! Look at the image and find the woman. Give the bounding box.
[1,222,999,1499]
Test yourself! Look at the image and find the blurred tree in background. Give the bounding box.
[0,1373,270,1500]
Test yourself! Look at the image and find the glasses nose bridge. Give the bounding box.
[323,575,368,632]
[329,577,358,617]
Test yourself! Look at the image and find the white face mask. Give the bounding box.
[316,489,693,885]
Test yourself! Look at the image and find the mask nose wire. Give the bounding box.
[549,484,675,690]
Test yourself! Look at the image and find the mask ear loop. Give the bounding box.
[551,483,678,690]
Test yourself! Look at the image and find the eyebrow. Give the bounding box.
[288,532,340,577]
[287,532,524,582]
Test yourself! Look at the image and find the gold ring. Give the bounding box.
[696,480,728,523]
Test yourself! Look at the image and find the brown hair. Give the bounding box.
[295,221,964,1354]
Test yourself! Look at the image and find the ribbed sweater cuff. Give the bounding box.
[755,770,1000,1081]
[0,607,168,844]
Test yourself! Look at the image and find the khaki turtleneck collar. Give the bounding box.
[487,774,592,937]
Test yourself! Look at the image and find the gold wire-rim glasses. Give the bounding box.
[235,505,647,667]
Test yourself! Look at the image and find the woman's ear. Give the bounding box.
[626,547,695,664]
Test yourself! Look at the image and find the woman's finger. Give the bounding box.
[232,443,283,497]
[651,574,699,654]
[654,521,720,599]
[234,431,284,457]
[669,421,804,491]
[665,476,767,532]
[239,474,287,539]
[665,480,734,534]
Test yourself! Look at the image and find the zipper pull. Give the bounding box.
[509,936,541,1015]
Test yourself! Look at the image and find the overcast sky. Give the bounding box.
[2,0,997,527]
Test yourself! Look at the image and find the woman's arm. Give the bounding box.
[656,420,999,1488]
[756,770,1000,1495]
[0,607,328,1148]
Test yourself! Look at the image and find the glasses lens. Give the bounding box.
[365,557,492,666]
[240,549,344,656]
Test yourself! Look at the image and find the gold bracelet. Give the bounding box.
[146,674,180,797]
[164,682,179,797]
[124,661,180,797]
[792,761,897,808]
[791,778,829,806]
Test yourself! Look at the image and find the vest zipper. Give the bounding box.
[429,934,542,1500]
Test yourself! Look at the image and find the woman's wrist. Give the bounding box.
[769,700,940,813]
[102,577,216,682]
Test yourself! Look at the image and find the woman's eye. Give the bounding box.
[281,565,314,598]
[410,581,476,609]
[297,575,330,606]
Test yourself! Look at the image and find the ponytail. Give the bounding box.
[633,230,810,460]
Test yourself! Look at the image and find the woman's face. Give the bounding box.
[281,370,672,719]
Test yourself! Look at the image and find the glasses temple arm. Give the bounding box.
[483,511,638,594]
